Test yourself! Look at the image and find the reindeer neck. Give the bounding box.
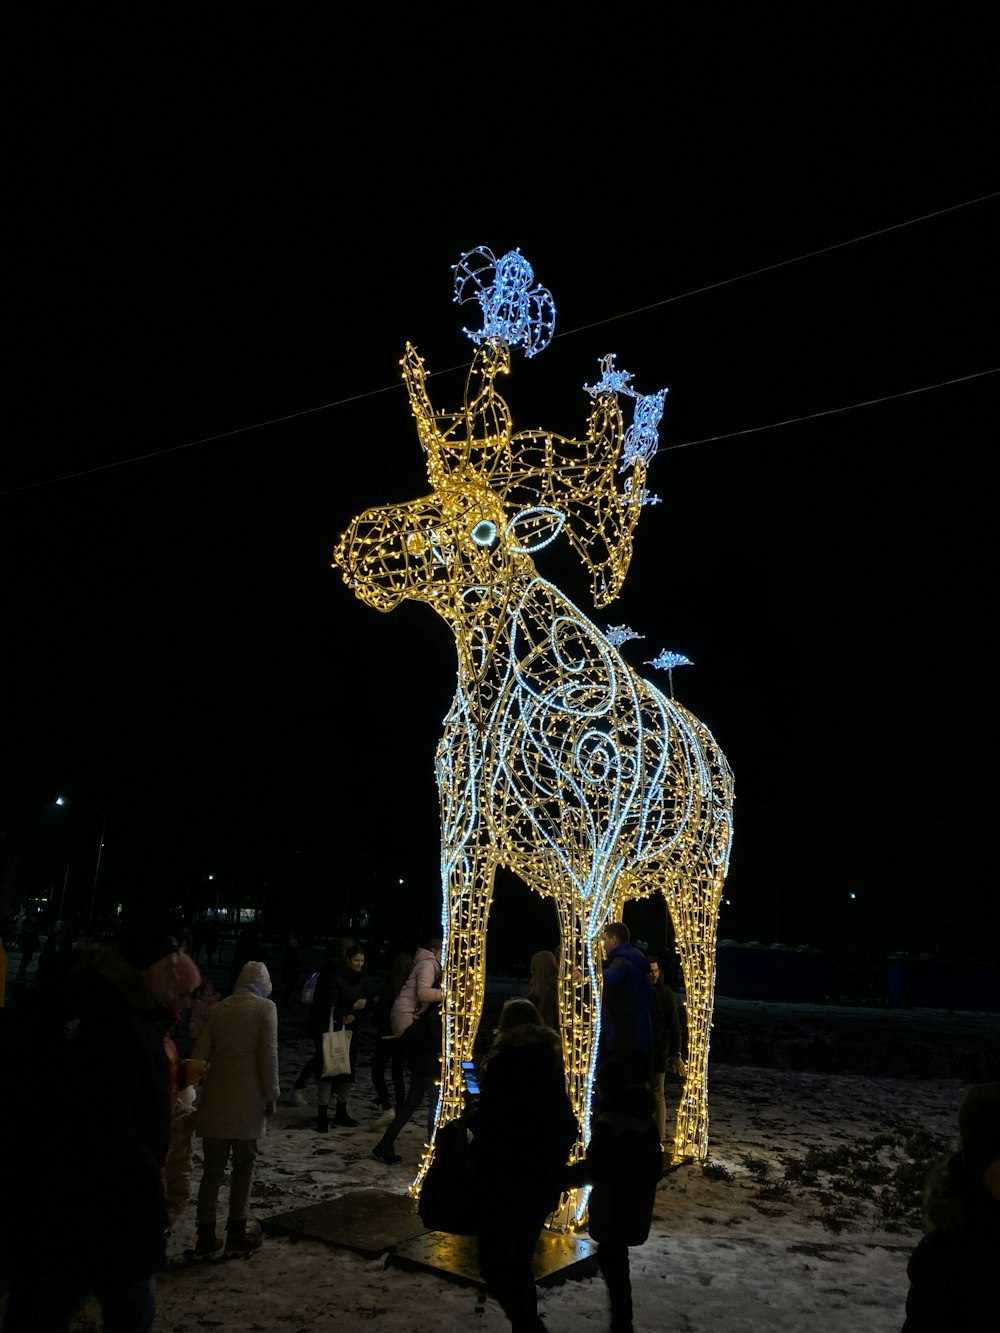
[448,568,536,718]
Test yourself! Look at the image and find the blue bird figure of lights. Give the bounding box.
[605,624,645,647]
[584,353,636,398]
[644,648,693,700]
[621,388,668,471]
[644,650,693,671]
[452,246,556,357]
[584,354,668,476]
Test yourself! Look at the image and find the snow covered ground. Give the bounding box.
[59,1008,968,1333]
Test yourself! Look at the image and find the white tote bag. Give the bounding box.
[321,1011,352,1078]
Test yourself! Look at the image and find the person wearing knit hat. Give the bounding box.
[191,961,280,1259]
[902,1081,1000,1330]
[469,998,578,1333]
[120,930,181,1010]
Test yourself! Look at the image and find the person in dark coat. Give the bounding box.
[901,1080,1000,1331]
[309,943,369,1130]
[291,937,354,1104]
[647,953,686,1147]
[565,1058,663,1333]
[598,922,653,1085]
[2,930,179,1333]
[472,998,578,1333]
[203,917,221,965]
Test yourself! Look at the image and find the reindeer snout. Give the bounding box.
[333,510,416,612]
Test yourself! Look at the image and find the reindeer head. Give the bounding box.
[334,330,664,627]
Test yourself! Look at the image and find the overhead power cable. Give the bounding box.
[559,189,1000,338]
[2,190,996,498]
[663,367,998,452]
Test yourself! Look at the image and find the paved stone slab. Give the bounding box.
[260,1189,427,1258]
[390,1228,598,1289]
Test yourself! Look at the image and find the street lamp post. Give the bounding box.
[88,814,107,928]
[56,857,71,922]
[56,796,107,930]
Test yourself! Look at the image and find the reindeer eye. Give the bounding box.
[471,520,498,547]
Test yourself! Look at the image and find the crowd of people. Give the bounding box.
[1,913,996,1333]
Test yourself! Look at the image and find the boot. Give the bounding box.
[317,1104,329,1133]
[193,1224,224,1260]
[372,1107,394,1130]
[224,1221,262,1257]
[372,1138,402,1165]
[333,1102,358,1127]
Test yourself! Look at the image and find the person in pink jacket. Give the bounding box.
[187,975,219,1044]
[192,961,280,1258]
[371,938,443,1165]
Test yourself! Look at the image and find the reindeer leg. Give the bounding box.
[411,847,495,1195]
[440,850,495,1119]
[547,894,595,1232]
[667,867,723,1161]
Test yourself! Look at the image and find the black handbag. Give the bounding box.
[417,1115,480,1235]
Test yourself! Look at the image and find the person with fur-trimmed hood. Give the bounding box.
[472,998,578,1333]
[565,1057,664,1333]
[192,960,280,1259]
[902,1081,1000,1331]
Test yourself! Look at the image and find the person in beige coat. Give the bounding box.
[192,960,280,1258]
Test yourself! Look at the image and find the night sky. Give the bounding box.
[3,9,998,965]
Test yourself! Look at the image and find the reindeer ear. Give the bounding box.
[507,506,566,554]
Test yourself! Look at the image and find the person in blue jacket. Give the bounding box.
[598,922,653,1086]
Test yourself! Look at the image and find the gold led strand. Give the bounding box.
[335,333,733,1231]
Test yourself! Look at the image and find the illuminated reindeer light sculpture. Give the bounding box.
[334,249,733,1225]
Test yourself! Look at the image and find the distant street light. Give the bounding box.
[55,795,107,928]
